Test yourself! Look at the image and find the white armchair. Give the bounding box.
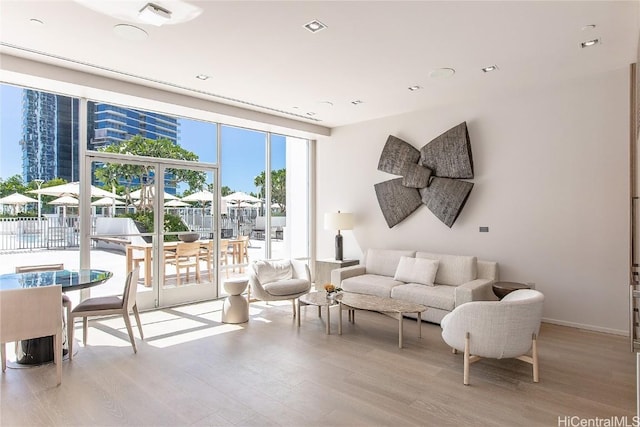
[441,289,544,385]
[248,259,311,317]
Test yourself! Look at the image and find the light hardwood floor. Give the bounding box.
[1,299,635,426]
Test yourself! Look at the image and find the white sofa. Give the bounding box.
[331,249,499,324]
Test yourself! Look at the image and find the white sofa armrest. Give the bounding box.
[454,278,497,306]
[331,265,366,286]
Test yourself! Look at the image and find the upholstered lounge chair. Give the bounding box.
[441,289,544,385]
[248,259,311,317]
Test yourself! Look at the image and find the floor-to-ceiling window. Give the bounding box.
[0,81,312,310]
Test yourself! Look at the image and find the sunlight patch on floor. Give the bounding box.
[148,323,244,348]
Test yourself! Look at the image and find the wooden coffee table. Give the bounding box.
[337,293,427,348]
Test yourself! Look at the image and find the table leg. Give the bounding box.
[417,312,422,338]
[326,305,331,335]
[126,246,133,273]
[318,306,321,318]
[398,314,404,349]
[297,300,301,327]
[338,303,343,335]
[145,247,152,287]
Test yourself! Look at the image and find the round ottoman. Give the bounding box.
[222,278,249,324]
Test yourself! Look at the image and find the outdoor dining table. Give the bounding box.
[0,269,113,365]
[126,240,212,286]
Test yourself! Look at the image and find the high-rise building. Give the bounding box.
[91,103,178,147]
[20,91,179,190]
[20,90,84,183]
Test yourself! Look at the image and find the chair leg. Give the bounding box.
[133,304,144,340]
[66,305,73,360]
[464,332,470,386]
[123,313,137,354]
[532,333,539,382]
[83,317,88,345]
[54,331,62,385]
[452,347,457,354]
[1,343,6,372]
[292,299,296,318]
[68,315,75,361]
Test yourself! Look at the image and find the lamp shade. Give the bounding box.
[324,212,354,231]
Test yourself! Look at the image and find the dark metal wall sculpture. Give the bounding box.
[375,122,474,228]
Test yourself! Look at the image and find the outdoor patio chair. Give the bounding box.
[15,264,71,346]
[166,241,201,286]
[220,239,230,278]
[69,268,143,358]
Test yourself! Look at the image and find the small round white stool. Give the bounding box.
[222,278,249,324]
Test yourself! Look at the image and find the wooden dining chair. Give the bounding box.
[166,241,201,286]
[238,235,250,272]
[1,285,63,385]
[220,239,230,279]
[15,264,71,347]
[69,268,143,358]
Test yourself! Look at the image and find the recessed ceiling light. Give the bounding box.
[306,112,316,116]
[195,74,210,80]
[481,65,499,73]
[304,19,327,33]
[139,3,172,26]
[351,100,363,105]
[29,18,44,26]
[408,85,422,91]
[581,38,600,48]
[582,24,596,31]
[113,24,148,41]
[429,68,456,79]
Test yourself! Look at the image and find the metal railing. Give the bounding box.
[0,216,80,253]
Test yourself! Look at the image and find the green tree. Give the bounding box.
[254,169,286,213]
[95,136,206,210]
[0,174,27,197]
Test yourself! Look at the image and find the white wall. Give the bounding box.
[317,67,630,334]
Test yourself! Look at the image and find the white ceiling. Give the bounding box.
[0,1,638,129]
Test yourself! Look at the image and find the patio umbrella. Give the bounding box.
[181,190,214,203]
[164,199,191,207]
[0,192,38,204]
[48,195,79,206]
[128,188,178,200]
[91,197,125,206]
[222,192,261,234]
[30,181,121,199]
[48,195,79,226]
[222,191,261,204]
[0,192,38,214]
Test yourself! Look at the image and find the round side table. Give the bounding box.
[492,281,530,300]
[222,278,249,324]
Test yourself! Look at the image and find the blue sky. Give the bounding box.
[0,84,285,194]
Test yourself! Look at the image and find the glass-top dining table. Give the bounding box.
[0,269,113,291]
[0,269,113,364]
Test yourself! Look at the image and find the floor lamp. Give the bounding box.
[324,211,354,261]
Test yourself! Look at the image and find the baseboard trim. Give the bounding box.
[542,317,628,336]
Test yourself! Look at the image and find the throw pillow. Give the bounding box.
[253,259,292,284]
[393,256,439,286]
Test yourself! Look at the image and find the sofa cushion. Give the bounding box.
[393,256,439,286]
[341,274,404,298]
[253,259,292,284]
[365,249,416,277]
[263,278,309,296]
[415,252,477,286]
[391,284,455,311]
